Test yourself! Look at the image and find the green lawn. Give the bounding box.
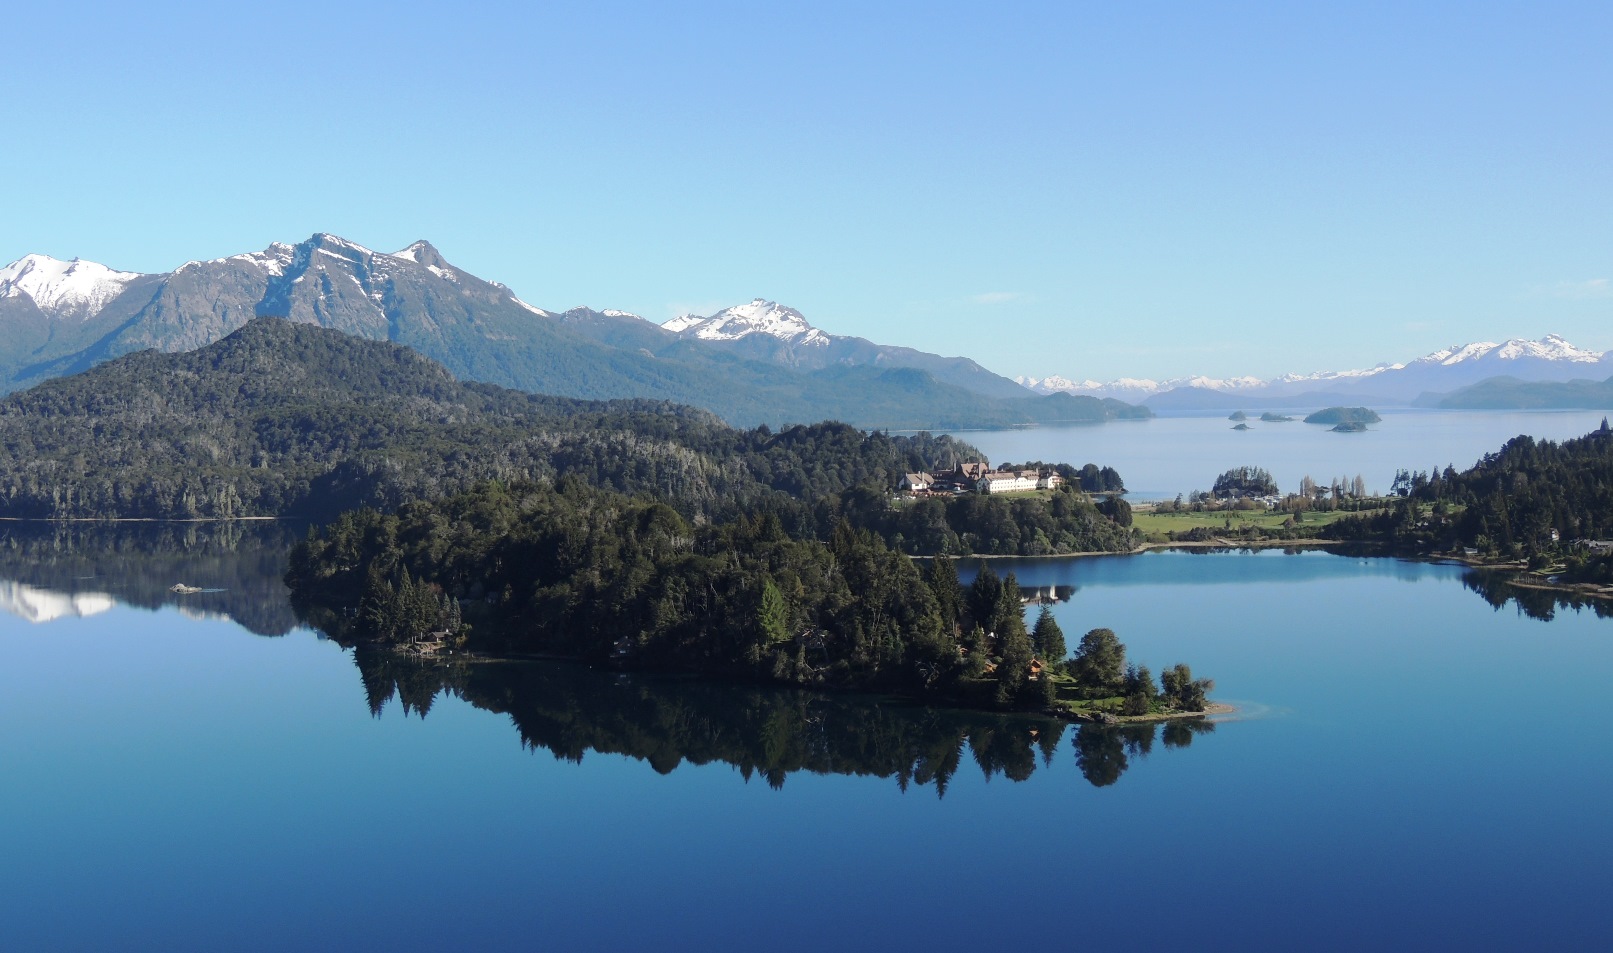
[1131,506,1383,536]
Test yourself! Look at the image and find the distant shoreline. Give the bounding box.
[941,538,1344,560]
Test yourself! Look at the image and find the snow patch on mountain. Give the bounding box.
[1018,374,1267,396]
[222,244,295,277]
[390,241,428,263]
[662,299,830,346]
[0,255,142,317]
[1413,334,1600,366]
[1022,335,1609,399]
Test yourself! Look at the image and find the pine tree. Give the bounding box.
[1031,606,1067,666]
[757,575,790,645]
[967,566,1003,630]
[1121,663,1156,715]
[995,618,1034,707]
[925,554,964,632]
[1071,627,1126,696]
[990,573,1028,644]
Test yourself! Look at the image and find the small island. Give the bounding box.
[1330,421,1368,433]
[1304,406,1381,425]
[1232,422,1251,430]
[1228,411,1248,421]
[1259,412,1295,422]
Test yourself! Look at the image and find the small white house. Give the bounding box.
[901,472,934,493]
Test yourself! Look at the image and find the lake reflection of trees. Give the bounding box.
[0,521,306,635]
[1461,570,1613,622]
[354,650,1215,792]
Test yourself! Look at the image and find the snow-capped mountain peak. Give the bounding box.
[388,240,452,272]
[1020,335,1609,402]
[662,313,706,334]
[1415,334,1600,366]
[0,254,143,317]
[661,299,831,346]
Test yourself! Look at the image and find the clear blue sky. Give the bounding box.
[4,1,1608,382]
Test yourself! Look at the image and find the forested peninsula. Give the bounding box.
[287,479,1212,716]
[1325,423,1613,588]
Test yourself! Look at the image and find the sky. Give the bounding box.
[3,1,1609,383]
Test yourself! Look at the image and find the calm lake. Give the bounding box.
[951,409,1612,499]
[1,524,1609,951]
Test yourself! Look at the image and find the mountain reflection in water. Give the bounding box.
[0,521,306,635]
[353,649,1215,792]
[9,524,1601,794]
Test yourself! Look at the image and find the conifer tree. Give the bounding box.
[1030,605,1066,666]
[925,554,964,632]
[1071,627,1126,696]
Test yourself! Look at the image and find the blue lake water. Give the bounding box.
[1,534,1610,951]
[951,408,1612,499]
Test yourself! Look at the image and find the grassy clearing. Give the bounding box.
[1131,506,1383,536]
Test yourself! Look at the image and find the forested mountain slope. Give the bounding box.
[0,318,976,521]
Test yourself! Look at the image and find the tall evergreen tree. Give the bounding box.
[995,616,1034,706]
[925,554,964,633]
[1071,627,1126,696]
[968,566,1003,630]
[990,573,1028,643]
[1030,606,1066,664]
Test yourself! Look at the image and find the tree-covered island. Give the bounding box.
[1304,406,1381,425]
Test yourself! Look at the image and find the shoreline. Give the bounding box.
[1051,701,1236,725]
[946,537,1344,560]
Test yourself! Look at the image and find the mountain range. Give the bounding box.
[1019,335,1612,410]
[0,235,1135,429]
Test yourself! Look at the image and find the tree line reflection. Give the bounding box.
[354,649,1216,792]
[1461,569,1613,622]
[0,521,306,635]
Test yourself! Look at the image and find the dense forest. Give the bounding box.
[287,479,1192,712]
[0,318,978,522]
[858,489,1135,555]
[0,318,1140,559]
[1324,426,1613,574]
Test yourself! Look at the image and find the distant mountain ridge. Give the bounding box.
[1020,334,1610,409]
[0,235,1106,428]
[1429,373,1613,410]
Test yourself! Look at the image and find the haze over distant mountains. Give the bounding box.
[1018,335,1613,410]
[0,234,1133,429]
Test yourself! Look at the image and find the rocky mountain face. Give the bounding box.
[0,235,1137,429]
